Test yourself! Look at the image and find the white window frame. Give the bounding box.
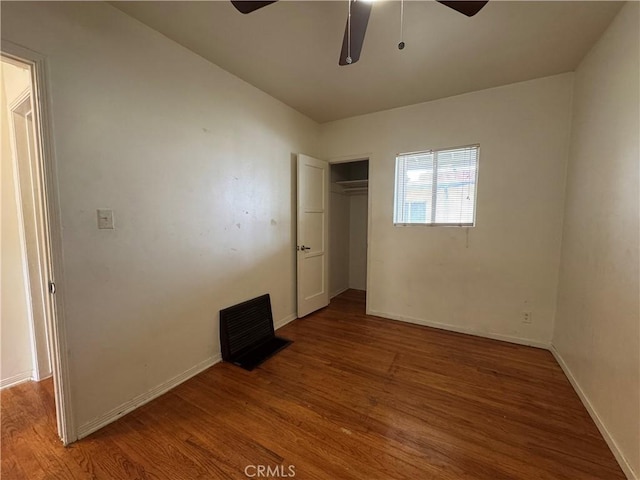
[393,144,480,227]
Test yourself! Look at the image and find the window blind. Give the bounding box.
[394,145,479,226]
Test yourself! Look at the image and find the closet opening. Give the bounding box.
[329,159,369,302]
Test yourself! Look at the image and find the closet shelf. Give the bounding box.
[335,179,368,188]
[334,179,368,194]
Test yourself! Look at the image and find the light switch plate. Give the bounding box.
[97,209,114,229]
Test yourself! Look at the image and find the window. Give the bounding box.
[394,145,479,226]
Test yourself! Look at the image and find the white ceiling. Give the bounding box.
[113,1,623,123]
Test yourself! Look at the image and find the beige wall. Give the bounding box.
[321,74,573,346]
[1,1,319,435]
[0,60,34,387]
[553,3,639,478]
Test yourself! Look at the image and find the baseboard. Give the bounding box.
[275,313,297,330]
[367,309,550,349]
[0,371,32,390]
[550,345,637,480]
[330,287,349,299]
[77,353,221,440]
[77,311,297,439]
[32,370,53,382]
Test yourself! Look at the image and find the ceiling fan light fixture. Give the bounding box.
[338,0,373,65]
[436,1,489,17]
[230,0,489,66]
[398,0,405,50]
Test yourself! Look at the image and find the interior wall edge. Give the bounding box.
[546,70,577,341]
[274,313,297,330]
[330,287,350,299]
[550,344,638,480]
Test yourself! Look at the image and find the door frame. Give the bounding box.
[2,41,76,444]
[328,152,372,315]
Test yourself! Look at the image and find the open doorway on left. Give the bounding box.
[1,54,54,402]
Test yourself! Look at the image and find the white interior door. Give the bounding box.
[297,154,329,317]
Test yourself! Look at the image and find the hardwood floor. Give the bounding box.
[1,290,625,479]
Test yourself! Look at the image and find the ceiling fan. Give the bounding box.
[230,1,489,66]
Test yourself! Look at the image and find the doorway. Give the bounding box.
[329,159,369,299]
[1,50,71,444]
[1,55,52,384]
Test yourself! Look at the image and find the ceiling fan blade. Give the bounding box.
[339,0,373,66]
[436,1,488,17]
[231,1,278,15]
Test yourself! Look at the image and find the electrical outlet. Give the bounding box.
[522,311,532,324]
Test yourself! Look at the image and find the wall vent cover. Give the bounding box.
[219,294,292,371]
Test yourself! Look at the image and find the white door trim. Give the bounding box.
[2,41,77,444]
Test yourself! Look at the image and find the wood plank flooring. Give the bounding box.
[1,290,625,479]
